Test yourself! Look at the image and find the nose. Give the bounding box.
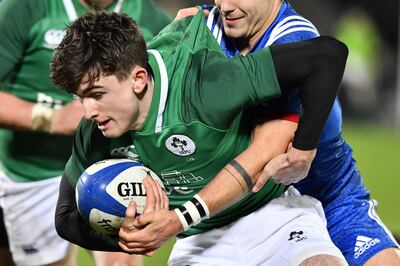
[216,0,235,13]
[82,98,99,120]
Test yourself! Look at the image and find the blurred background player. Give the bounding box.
[0,208,13,266]
[0,0,170,265]
[192,0,400,265]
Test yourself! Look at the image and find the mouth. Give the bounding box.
[97,119,111,131]
[224,16,244,25]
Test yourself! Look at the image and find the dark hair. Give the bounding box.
[51,11,148,93]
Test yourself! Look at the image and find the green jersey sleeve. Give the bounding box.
[0,0,44,79]
[185,47,281,129]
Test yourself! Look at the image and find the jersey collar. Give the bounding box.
[133,50,169,135]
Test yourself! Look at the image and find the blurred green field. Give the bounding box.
[341,122,400,234]
[77,239,175,265]
[77,121,400,265]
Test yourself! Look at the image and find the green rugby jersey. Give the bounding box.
[66,11,286,235]
[0,0,171,181]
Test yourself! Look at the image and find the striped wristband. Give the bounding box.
[174,194,210,231]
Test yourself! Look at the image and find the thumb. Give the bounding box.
[121,201,137,230]
[287,142,293,151]
[252,173,270,193]
[252,161,276,193]
[252,154,287,192]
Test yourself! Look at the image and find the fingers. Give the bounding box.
[161,185,169,210]
[118,239,159,256]
[252,174,269,193]
[118,224,161,254]
[152,177,167,210]
[174,7,199,20]
[174,7,209,20]
[252,154,287,192]
[143,174,168,214]
[144,250,157,257]
[143,176,157,214]
[152,176,169,210]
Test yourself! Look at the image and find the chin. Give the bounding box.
[101,130,123,139]
[223,27,245,39]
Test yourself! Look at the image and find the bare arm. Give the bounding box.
[0,91,33,130]
[0,91,83,135]
[199,119,296,214]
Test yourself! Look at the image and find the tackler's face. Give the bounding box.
[215,0,275,40]
[77,73,140,138]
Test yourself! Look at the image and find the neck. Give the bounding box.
[79,0,114,9]
[237,0,282,55]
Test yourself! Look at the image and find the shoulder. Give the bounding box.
[148,11,221,55]
[267,2,319,45]
[0,0,45,30]
[0,0,44,17]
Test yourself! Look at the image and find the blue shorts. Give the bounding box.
[295,136,399,265]
[324,182,399,265]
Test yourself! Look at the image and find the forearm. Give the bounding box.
[198,119,295,215]
[55,173,122,251]
[0,91,34,130]
[0,91,82,135]
[271,36,348,150]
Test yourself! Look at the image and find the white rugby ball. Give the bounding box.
[75,158,164,235]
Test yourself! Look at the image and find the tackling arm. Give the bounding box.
[271,36,348,150]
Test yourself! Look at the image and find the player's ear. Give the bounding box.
[131,66,148,94]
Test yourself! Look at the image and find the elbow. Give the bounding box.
[54,205,71,242]
[317,36,348,71]
[54,211,66,240]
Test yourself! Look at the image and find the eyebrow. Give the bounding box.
[79,85,104,97]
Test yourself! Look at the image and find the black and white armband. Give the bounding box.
[174,194,210,231]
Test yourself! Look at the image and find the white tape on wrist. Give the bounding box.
[31,103,55,133]
[174,194,210,231]
[174,208,190,231]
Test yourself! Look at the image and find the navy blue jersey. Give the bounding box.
[204,3,399,263]
[203,1,353,204]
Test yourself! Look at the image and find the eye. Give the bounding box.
[90,92,104,100]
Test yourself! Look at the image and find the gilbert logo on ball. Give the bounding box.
[75,158,164,235]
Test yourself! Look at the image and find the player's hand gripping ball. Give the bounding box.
[75,158,164,234]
